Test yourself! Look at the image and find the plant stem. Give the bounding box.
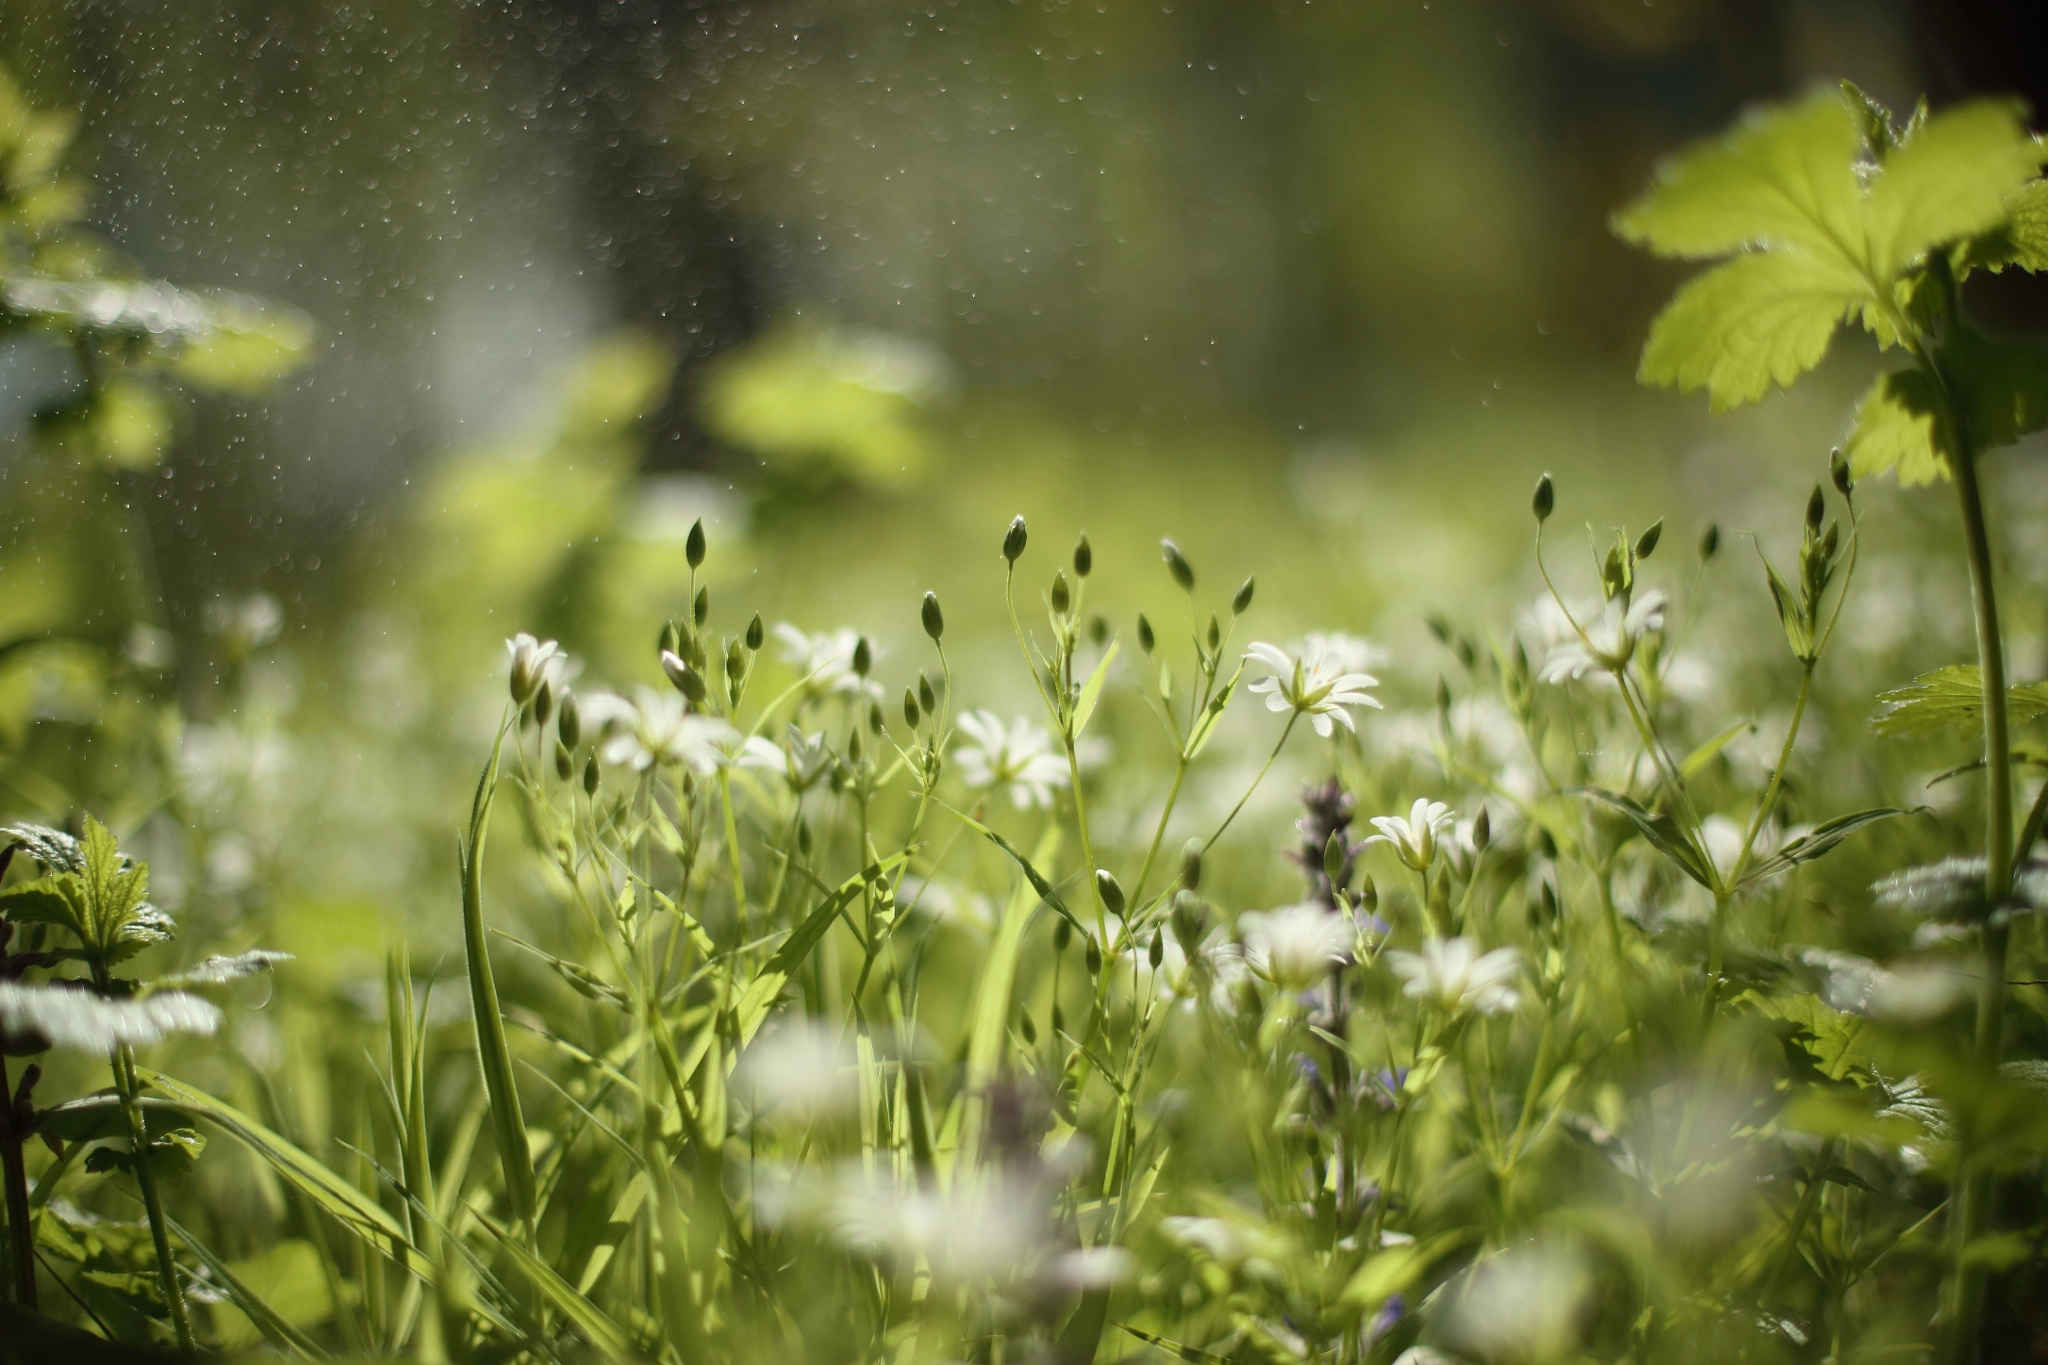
[113,1044,195,1351]
[1205,714,1298,851]
[1129,755,1191,910]
[1943,409,2014,1365]
[0,1053,35,1308]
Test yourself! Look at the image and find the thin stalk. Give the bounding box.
[1128,755,1191,910]
[0,1053,35,1307]
[719,767,750,938]
[112,1043,195,1351]
[1205,713,1298,851]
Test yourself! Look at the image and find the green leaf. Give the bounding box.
[1864,99,2045,280]
[1872,664,2048,740]
[1637,250,1869,410]
[1994,178,2048,272]
[1679,719,1756,779]
[495,930,631,1011]
[1846,368,1950,486]
[475,1210,633,1360]
[1847,334,2048,486]
[1070,638,1120,737]
[1949,329,2048,449]
[940,802,1089,936]
[1739,808,1914,887]
[0,981,220,1052]
[166,1219,330,1358]
[1576,788,1715,888]
[0,875,89,939]
[732,856,903,1047]
[1614,90,1864,262]
[1758,549,1814,660]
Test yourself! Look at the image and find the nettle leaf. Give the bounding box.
[1871,664,2048,740]
[0,873,90,939]
[1638,251,1869,411]
[3,822,85,873]
[0,981,221,1052]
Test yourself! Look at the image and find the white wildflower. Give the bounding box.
[504,632,562,704]
[1366,798,1455,871]
[581,687,736,772]
[734,1019,858,1117]
[953,710,1069,809]
[1387,937,1523,1017]
[1539,591,1666,682]
[1243,636,1382,737]
[773,624,883,700]
[824,1167,1047,1280]
[1440,1242,1590,1364]
[739,726,835,792]
[1238,903,1353,990]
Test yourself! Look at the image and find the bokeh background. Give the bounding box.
[3,0,2047,961]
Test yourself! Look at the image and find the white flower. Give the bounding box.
[0,981,221,1052]
[1243,637,1382,737]
[734,1019,858,1116]
[739,726,834,791]
[580,687,736,772]
[1238,903,1353,990]
[952,709,1069,809]
[1539,591,1667,683]
[1441,1243,1590,1364]
[823,1167,1047,1280]
[1366,798,1455,871]
[773,624,883,700]
[504,632,562,704]
[1387,937,1523,1017]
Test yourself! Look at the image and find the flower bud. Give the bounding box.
[918,672,937,715]
[853,635,872,677]
[1822,520,1839,561]
[726,639,748,682]
[1148,933,1164,970]
[798,819,813,856]
[1323,829,1347,888]
[1160,538,1195,591]
[1206,613,1220,651]
[1095,869,1125,919]
[1358,873,1378,914]
[694,586,710,629]
[1232,576,1254,615]
[903,687,921,729]
[1532,473,1554,522]
[1053,918,1072,953]
[921,591,944,641]
[1019,1011,1037,1044]
[1634,519,1663,562]
[1085,938,1103,976]
[1171,890,1208,954]
[1806,484,1825,534]
[662,650,707,703]
[868,700,885,735]
[686,518,706,568]
[1472,805,1491,852]
[1137,613,1155,653]
[1003,514,1028,565]
[660,620,681,655]
[555,741,574,782]
[1073,533,1093,577]
[582,755,601,796]
[746,613,765,650]
[1180,838,1204,890]
[1050,570,1071,615]
[1830,447,1854,499]
[533,679,554,730]
[558,694,581,749]
[847,727,863,762]
[1699,523,1720,562]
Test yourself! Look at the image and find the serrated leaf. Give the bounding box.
[1871,664,2048,740]
[1740,807,1913,887]
[1638,251,1869,410]
[1846,368,1949,486]
[0,981,220,1052]
[1995,179,2048,272]
[1865,99,2045,280]
[1576,787,1715,888]
[3,822,84,873]
[1614,90,1864,262]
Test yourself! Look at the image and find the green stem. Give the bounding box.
[0,1053,35,1308]
[719,767,750,939]
[1205,713,1298,851]
[1945,427,2015,1364]
[113,1043,194,1351]
[1128,756,1191,911]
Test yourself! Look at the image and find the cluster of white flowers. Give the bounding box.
[739,726,835,792]
[1539,590,1667,682]
[952,709,1070,809]
[773,624,884,700]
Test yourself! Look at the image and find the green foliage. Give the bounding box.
[1871,663,2048,739]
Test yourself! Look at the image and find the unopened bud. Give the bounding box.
[582,755,601,796]
[1436,676,1452,717]
[1089,614,1109,647]
[1148,933,1164,970]
[1232,576,1254,615]
[921,591,944,641]
[727,640,748,682]
[1161,538,1195,591]
[868,700,885,735]
[1830,448,1854,499]
[1050,570,1071,615]
[1323,830,1347,888]
[1206,613,1220,651]
[1171,889,1208,954]
[1180,838,1203,890]
[660,620,681,656]
[853,635,872,677]
[686,518,706,568]
[1003,514,1028,565]
[1085,938,1103,976]
[1095,869,1126,919]
[693,586,709,629]
[1634,519,1663,562]
[555,741,573,782]
[661,650,707,703]
[918,672,937,715]
[1822,521,1839,560]
[1137,613,1155,653]
[1020,1011,1037,1044]
[1472,805,1491,852]
[1073,534,1093,578]
[533,680,554,729]
[558,694,580,749]
[1699,523,1720,562]
[1053,918,1072,953]
[847,727,863,762]
[1532,473,1555,522]
[798,819,813,856]
[1806,485,1825,534]
[1358,873,1378,913]
[903,688,921,729]
[746,613,765,650]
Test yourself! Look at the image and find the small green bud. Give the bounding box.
[727,639,748,682]
[868,700,885,735]
[534,679,554,730]
[918,672,937,715]
[582,755,601,796]
[1206,613,1221,651]
[1073,533,1093,578]
[1137,613,1155,653]
[1532,473,1554,522]
[921,591,944,641]
[746,613,765,651]
[1095,869,1125,919]
[1830,448,1854,499]
[1089,614,1109,647]
[1085,938,1103,976]
[798,819,813,856]
[847,727,863,762]
[1019,1011,1037,1044]
[1436,676,1452,717]
[903,687,921,729]
[662,650,707,703]
[1050,570,1071,615]
[1053,918,1072,953]
[558,694,581,749]
[1541,880,1559,923]
[853,635,872,677]
[1161,538,1195,591]
[1180,838,1203,890]
[1455,635,1476,671]
[1699,523,1720,562]
[1323,829,1347,888]
[1232,575,1254,615]
[1806,485,1825,534]
[1426,614,1452,644]
[1634,519,1663,562]
[555,740,573,782]
[1171,889,1208,954]
[1472,805,1490,852]
[660,620,681,655]
[686,518,706,568]
[1148,933,1164,970]
[1003,514,1028,564]
[1358,873,1378,914]
[693,586,710,629]
[1822,521,1839,561]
